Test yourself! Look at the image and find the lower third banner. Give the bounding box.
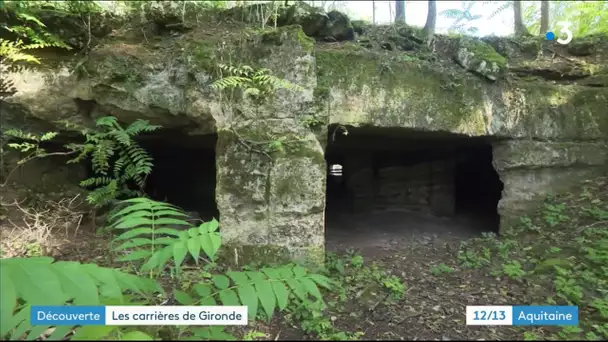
[31,306,248,326]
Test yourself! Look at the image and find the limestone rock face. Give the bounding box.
[454,38,505,81]
[2,4,608,264]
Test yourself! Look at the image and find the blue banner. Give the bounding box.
[31,306,106,326]
[512,306,578,326]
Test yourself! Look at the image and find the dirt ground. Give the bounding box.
[2,178,606,341]
[320,211,523,341]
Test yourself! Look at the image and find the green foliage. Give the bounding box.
[181,264,332,321]
[0,1,72,64]
[439,1,483,35]
[0,1,71,98]
[2,194,334,341]
[458,179,608,340]
[65,116,160,207]
[543,197,569,227]
[211,64,304,101]
[0,257,162,340]
[381,274,406,300]
[106,197,333,340]
[523,0,608,36]
[3,129,58,158]
[430,263,455,276]
[285,297,362,340]
[1,129,63,186]
[502,260,525,279]
[109,197,221,274]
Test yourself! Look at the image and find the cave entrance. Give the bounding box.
[139,130,219,222]
[324,125,504,254]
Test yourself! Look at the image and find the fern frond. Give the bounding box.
[95,116,119,129]
[85,180,119,206]
[210,76,251,90]
[91,139,116,175]
[113,155,128,179]
[124,119,161,136]
[15,12,46,27]
[3,129,41,141]
[80,176,113,187]
[66,143,94,164]
[40,132,58,141]
[110,129,131,147]
[0,257,162,340]
[182,264,333,320]
[109,198,211,272]
[0,39,42,64]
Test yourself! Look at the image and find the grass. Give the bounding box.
[1,176,606,341]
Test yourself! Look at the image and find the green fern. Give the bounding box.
[109,198,221,274]
[2,129,59,165]
[211,63,304,100]
[66,116,160,207]
[109,197,333,325]
[0,257,162,340]
[174,264,332,321]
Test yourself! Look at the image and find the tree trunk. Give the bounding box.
[395,0,405,23]
[513,1,529,35]
[372,1,376,24]
[423,0,437,44]
[540,0,549,34]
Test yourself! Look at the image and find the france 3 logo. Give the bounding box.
[545,22,573,45]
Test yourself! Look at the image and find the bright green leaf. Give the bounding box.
[218,288,240,306]
[213,275,230,289]
[299,278,322,299]
[271,281,289,311]
[254,280,276,321]
[116,250,153,262]
[187,237,201,263]
[114,228,153,241]
[173,242,188,269]
[174,290,194,305]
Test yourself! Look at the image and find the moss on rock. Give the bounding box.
[459,37,507,68]
[316,49,486,133]
[454,37,506,81]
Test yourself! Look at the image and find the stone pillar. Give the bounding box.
[215,128,326,266]
[211,25,327,266]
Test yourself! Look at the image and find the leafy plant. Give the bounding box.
[350,254,364,268]
[430,263,454,276]
[285,298,361,340]
[381,274,406,300]
[66,116,160,207]
[0,257,162,340]
[211,63,304,101]
[1,129,62,186]
[109,197,334,339]
[502,260,525,279]
[439,1,483,35]
[0,1,72,98]
[109,197,221,275]
[543,201,569,227]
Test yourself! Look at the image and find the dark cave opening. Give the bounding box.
[138,130,219,222]
[325,125,504,253]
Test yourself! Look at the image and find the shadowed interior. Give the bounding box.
[324,125,504,254]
